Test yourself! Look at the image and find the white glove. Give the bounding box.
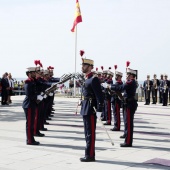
[96,112,102,119]
[49,92,53,96]
[78,99,82,106]
[37,95,43,101]
[101,83,108,89]
[41,92,44,95]
[43,94,47,99]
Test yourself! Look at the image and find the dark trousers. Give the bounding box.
[83,114,96,158]
[152,89,157,103]
[23,108,35,143]
[105,100,111,123]
[44,98,50,122]
[112,102,121,130]
[101,101,105,119]
[162,90,168,106]
[144,90,150,104]
[159,90,163,103]
[124,107,135,145]
[1,89,8,104]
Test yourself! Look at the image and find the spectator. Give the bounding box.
[1,72,10,105]
[7,73,14,103]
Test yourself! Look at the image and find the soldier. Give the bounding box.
[108,68,138,147]
[80,58,103,162]
[100,67,107,121]
[34,66,45,137]
[103,68,114,125]
[143,75,153,105]
[22,67,43,145]
[160,74,170,106]
[151,74,160,104]
[110,71,123,131]
[158,74,163,103]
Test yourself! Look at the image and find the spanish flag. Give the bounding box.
[71,0,82,32]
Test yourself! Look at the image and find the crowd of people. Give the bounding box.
[0,72,25,105]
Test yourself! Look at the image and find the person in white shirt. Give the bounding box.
[7,73,14,103]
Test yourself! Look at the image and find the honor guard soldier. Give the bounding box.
[100,67,107,121]
[22,67,43,145]
[158,74,164,103]
[151,74,160,104]
[110,71,123,131]
[80,57,103,162]
[103,68,114,125]
[34,64,45,137]
[160,74,170,106]
[108,68,138,147]
[143,75,153,105]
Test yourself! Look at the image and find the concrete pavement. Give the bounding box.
[0,96,170,170]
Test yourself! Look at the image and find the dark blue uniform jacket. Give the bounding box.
[22,78,37,109]
[80,73,104,116]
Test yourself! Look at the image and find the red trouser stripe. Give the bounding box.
[127,108,131,144]
[90,115,95,157]
[107,100,111,123]
[28,108,32,143]
[34,108,38,135]
[116,103,120,130]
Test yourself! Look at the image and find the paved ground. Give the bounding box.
[0,96,170,170]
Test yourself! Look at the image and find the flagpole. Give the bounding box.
[74,26,77,97]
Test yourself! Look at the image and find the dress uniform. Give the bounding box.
[103,69,114,125]
[160,74,170,106]
[143,75,153,105]
[34,67,46,137]
[109,68,138,147]
[22,67,43,145]
[100,68,107,121]
[80,58,103,162]
[110,71,123,131]
[151,74,160,104]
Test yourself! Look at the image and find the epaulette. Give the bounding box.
[25,78,34,83]
[25,79,32,83]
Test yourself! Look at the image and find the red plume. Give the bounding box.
[108,67,111,70]
[126,61,130,67]
[80,50,85,57]
[51,67,54,69]
[39,62,43,67]
[114,65,117,70]
[101,66,104,70]
[37,60,40,65]
[96,67,98,71]
[34,60,38,66]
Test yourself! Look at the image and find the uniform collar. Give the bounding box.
[85,72,93,79]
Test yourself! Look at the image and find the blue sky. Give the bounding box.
[0,0,170,80]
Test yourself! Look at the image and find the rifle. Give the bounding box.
[36,73,74,104]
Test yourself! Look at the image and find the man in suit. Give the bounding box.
[143,75,153,105]
[151,74,160,104]
[161,74,170,106]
